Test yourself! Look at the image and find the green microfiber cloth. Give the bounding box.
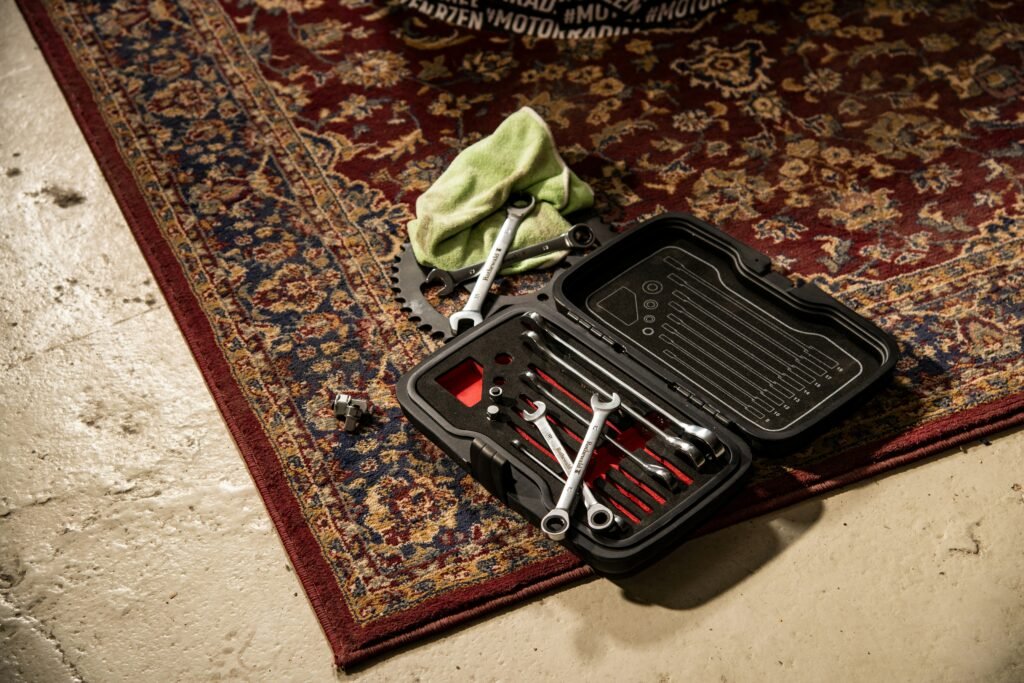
[408,107,594,273]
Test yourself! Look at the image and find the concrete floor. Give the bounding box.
[2,3,1023,680]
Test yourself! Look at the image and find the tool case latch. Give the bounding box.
[763,271,794,291]
[469,439,512,504]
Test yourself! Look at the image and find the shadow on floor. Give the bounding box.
[604,377,928,610]
[611,497,823,610]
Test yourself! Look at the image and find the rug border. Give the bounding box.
[16,0,1024,670]
[14,0,592,668]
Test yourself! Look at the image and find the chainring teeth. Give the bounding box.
[391,217,616,344]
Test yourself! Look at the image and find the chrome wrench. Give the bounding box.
[522,311,724,459]
[521,370,679,492]
[426,224,594,297]
[540,392,620,541]
[523,401,614,531]
[523,330,707,469]
[509,438,629,530]
[521,386,670,509]
[489,403,625,531]
[449,193,537,334]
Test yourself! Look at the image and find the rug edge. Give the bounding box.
[13,0,596,668]
[10,0,355,662]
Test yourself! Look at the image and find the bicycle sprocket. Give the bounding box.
[390,215,616,343]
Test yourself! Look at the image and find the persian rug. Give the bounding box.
[19,0,1024,668]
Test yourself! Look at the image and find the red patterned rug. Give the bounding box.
[20,0,1024,668]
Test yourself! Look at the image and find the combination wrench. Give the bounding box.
[541,393,620,541]
[521,384,670,511]
[523,330,708,469]
[426,224,594,297]
[509,438,633,528]
[487,398,627,530]
[521,370,679,492]
[522,311,725,460]
[449,193,537,334]
[522,401,615,531]
[490,403,626,528]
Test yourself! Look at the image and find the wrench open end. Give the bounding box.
[449,309,483,334]
[591,392,621,413]
[522,401,546,423]
[424,268,458,297]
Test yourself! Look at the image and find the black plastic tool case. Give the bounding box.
[397,213,899,575]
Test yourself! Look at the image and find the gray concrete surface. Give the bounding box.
[1,3,1023,680]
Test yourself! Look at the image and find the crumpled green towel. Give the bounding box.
[408,107,594,273]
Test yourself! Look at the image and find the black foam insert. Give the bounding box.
[586,245,874,433]
[557,214,896,444]
[412,311,743,544]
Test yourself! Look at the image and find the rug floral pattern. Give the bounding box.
[34,0,1024,665]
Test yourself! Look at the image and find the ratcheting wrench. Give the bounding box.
[509,438,629,530]
[520,370,679,492]
[523,329,707,469]
[541,392,620,541]
[522,401,614,531]
[449,193,537,334]
[426,224,595,297]
[488,401,622,530]
[522,311,724,460]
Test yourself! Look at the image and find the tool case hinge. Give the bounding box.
[670,383,734,429]
[565,310,589,330]
[565,311,620,350]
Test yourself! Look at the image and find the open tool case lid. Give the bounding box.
[397,212,899,575]
[554,213,900,449]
